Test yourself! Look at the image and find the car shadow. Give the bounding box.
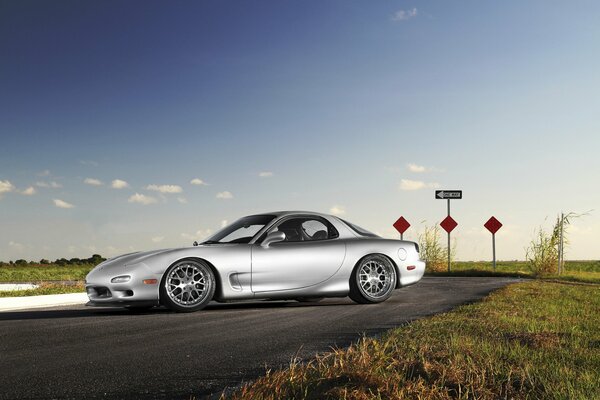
[0,299,353,322]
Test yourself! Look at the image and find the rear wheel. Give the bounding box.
[160,259,215,312]
[349,254,396,304]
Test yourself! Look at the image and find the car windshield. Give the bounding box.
[340,218,379,238]
[203,215,276,244]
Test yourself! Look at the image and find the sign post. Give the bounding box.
[484,216,503,271]
[393,216,411,240]
[436,190,462,272]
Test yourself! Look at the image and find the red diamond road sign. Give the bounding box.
[440,215,458,233]
[484,216,503,235]
[393,216,411,235]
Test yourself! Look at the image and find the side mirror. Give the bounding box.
[193,241,199,247]
[261,231,286,248]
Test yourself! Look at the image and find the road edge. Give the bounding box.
[0,292,87,312]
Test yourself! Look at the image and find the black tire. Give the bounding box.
[160,258,216,313]
[349,254,397,304]
[295,297,324,303]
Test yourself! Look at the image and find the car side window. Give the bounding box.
[272,217,338,242]
[219,224,264,243]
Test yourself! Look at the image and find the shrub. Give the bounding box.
[418,224,450,272]
[525,226,558,276]
[526,211,590,276]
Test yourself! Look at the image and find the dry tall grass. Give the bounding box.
[418,225,454,272]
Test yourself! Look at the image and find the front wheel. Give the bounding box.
[349,254,397,304]
[160,259,216,312]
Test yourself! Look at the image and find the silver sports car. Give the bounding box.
[85,211,425,312]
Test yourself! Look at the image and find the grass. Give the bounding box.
[226,280,600,399]
[0,282,85,297]
[428,260,600,284]
[0,264,92,297]
[0,264,93,282]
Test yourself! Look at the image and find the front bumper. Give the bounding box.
[86,299,159,308]
[85,262,161,307]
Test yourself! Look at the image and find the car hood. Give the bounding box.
[97,244,238,268]
[103,248,178,267]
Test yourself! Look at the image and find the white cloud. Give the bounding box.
[259,171,274,178]
[216,191,233,199]
[177,197,188,204]
[111,179,129,189]
[151,236,164,243]
[181,229,212,241]
[36,181,62,188]
[0,180,15,196]
[80,160,99,167]
[128,193,157,205]
[399,179,440,191]
[407,163,427,173]
[190,178,208,186]
[20,186,36,195]
[221,220,228,228]
[329,205,346,216]
[400,179,426,191]
[84,178,103,186]
[406,163,444,173]
[38,170,51,177]
[146,184,183,194]
[53,199,75,209]
[392,7,418,21]
[8,241,25,252]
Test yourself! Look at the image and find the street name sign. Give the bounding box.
[436,189,461,272]
[435,190,462,199]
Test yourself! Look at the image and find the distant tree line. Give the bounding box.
[0,254,106,267]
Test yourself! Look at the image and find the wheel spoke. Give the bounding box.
[358,258,395,299]
[166,262,211,307]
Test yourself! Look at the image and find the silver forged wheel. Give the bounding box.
[162,260,214,311]
[349,255,396,304]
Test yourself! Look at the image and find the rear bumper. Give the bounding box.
[399,260,426,287]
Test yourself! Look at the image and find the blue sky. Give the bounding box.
[1,1,599,261]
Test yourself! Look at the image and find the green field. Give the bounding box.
[227,280,600,399]
[0,264,93,282]
[431,260,600,284]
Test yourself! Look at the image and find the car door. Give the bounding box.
[251,216,346,293]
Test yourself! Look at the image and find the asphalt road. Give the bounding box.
[0,277,518,399]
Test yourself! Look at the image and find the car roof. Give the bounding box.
[248,211,334,219]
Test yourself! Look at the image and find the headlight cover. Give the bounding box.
[111,275,131,283]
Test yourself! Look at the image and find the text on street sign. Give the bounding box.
[435,190,462,199]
